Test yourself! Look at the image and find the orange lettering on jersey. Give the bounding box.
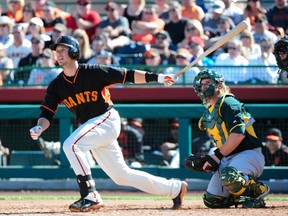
[91,91,97,101]
[62,99,71,109]
[68,97,77,107]
[75,93,85,104]
[84,91,91,102]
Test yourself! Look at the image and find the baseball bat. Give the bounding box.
[174,20,248,78]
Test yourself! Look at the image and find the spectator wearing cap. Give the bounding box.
[252,14,278,45]
[6,24,32,69]
[164,1,188,50]
[2,0,24,23]
[41,1,65,35]
[25,17,51,42]
[266,0,288,34]
[181,0,205,21]
[178,19,206,49]
[66,0,101,42]
[16,35,45,85]
[87,35,109,64]
[142,48,163,73]
[202,0,234,38]
[27,48,61,85]
[262,128,288,166]
[44,23,67,49]
[221,0,243,25]
[151,30,176,65]
[0,16,14,49]
[164,48,199,84]
[131,5,165,45]
[0,42,14,86]
[96,51,116,66]
[96,2,131,51]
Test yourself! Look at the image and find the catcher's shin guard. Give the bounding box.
[77,174,96,198]
[220,166,268,198]
[203,192,239,208]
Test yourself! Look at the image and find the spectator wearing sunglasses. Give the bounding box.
[214,39,249,84]
[66,0,100,42]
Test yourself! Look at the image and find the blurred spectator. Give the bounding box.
[2,0,24,23]
[164,1,188,50]
[142,48,163,73]
[0,43,14,86]
[97,2,131,51]
[178,19,206,49]
[41,1,65,35]
[66,0,101,42]
[159,118,179,167]
[95,50,115,66]
[6,24,31,68]
[152,30,176,65]
[188,40,214,67]
[155,0,170,22]
[221,0,243,25]
[262,128,288,166]
[164,48,199,84]
[0,139,10,166]
[25,17,51,42]
[214,39,249,84]
[87,35,109,64]
[243,0,266,27]
[181,0,205,21]
[247,37,278,84]
[33,0,69,20]
[72,29,93,63]
[131,5,165,45]
[240,29,261,59]
[44,23,67,49]
[266,0,288,34]
[192,132,216,155]
[118,118,145,167]
[0,16,14,49]
[27,48,61,85]
[119,0,145,29]
[16,35,45,85]
[20,2,36,29]
[202,1,233,38]
[252,14,278,44]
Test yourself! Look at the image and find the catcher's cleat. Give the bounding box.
[242,184,270,208]
[172,181,188,210]
[69,191,104,212]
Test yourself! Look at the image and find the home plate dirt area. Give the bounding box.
[0,191,287,216]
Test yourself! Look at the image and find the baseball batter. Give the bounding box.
[29,35,187,212]
[184,69,270,208]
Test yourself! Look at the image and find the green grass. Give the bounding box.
[0,195,287,201]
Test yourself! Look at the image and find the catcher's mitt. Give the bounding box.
[184,154,206,172]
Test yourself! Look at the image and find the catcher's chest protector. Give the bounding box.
[202,94,232,148]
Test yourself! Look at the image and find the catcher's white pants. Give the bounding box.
[63,108,182,198]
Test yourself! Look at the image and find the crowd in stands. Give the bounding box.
[0,0,288,86]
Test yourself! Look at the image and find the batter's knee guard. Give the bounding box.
[220,166,266,198]
[203,192,237,208]
[77,175,96,198]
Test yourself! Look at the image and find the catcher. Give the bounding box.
[184,69,270,208]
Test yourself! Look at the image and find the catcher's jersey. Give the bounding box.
[40,64,127,124]
[199,94,263,156]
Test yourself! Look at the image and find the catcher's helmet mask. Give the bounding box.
[193,69,224,100]
[273,36,288,75]
[50,35,80,60]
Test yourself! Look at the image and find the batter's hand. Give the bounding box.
[158,74,177,87]
[30,126,42,140]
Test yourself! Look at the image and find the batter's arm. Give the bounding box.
[36,117,51,132]
[133,70,177,86]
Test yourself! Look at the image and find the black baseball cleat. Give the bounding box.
[171,181,188,210]
[69,192,104,212]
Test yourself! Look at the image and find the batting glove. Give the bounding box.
[158,74,177,87]
[30,126,42,140]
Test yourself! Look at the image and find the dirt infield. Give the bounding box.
[0,191,287,216]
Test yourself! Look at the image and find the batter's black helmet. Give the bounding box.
[50,35,80,60]
[273,36,288,74]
